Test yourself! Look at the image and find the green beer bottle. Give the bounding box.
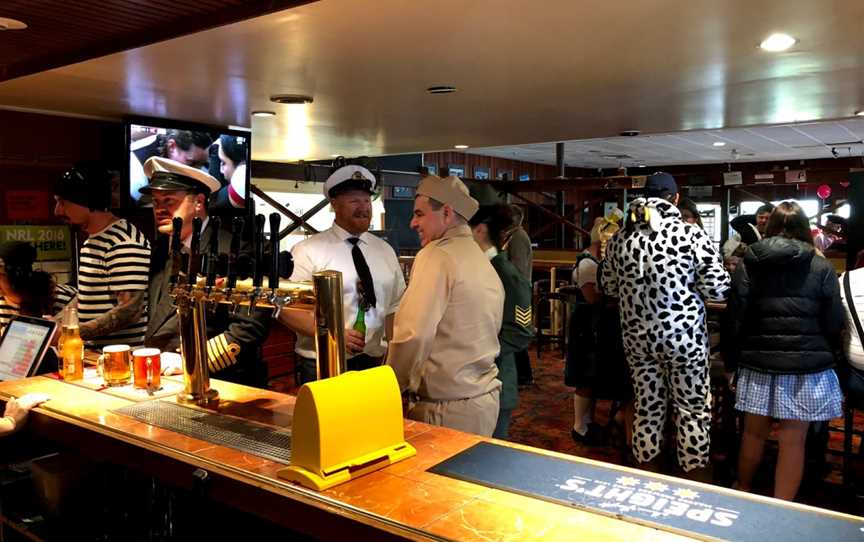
[353,281,367,337]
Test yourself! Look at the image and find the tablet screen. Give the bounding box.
[0,319,53,381]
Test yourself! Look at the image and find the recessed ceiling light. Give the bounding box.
[0,17,27,31]
[855,110,864,117]
[713,141,727,147]
[620,130,640,137]
[454,144,469,149]
[270,94,313,105]
[427,86,457,94]
[251,110,276,117]
[759,33,797,52]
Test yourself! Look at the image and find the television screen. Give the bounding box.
[127,120,250,214]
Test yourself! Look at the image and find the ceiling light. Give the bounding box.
[331,154,340,157]
[251,110,276,117]
[759,33,797,52]
[620,130,640,137]
[855,110,864,117]
[427,86,457,94]
[0,17,27,31]
[454,144,469,149]
[270,94,313,105]
[713,141,726,147]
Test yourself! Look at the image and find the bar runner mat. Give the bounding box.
[428,442,864,541]
[114,400,292,464]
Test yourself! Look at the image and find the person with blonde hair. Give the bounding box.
[568,210,630,445]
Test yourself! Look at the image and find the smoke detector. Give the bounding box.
[0,18,27,31]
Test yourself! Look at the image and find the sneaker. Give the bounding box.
[571,423,607,446]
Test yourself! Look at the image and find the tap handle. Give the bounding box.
[188,216,203,285]
[169,217,183,286]
[269,213,281,289]
[253,214,265,288]
[206,216,221,287]
[227,217,244,289]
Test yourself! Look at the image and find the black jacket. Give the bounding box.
[724,236,843,374]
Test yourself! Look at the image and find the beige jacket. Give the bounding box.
[387,224,504,401]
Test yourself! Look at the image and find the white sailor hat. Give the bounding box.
[322,165,376,199]
[140,156,222,196]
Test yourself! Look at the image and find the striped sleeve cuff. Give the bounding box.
[206,333,241,372]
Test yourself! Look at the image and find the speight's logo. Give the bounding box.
[557,475,740,526]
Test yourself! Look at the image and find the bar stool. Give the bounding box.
[533,279,572,359]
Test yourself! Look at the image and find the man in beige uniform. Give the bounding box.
[387,175,505,436]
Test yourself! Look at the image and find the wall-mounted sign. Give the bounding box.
[518,173,531,181]
[785,170,807,183]
[0,225,71,261]
[5,191,50,220]
[723,171,743,186]
[631,176,647,188]
[424,164,438,176]
[447,164,465,177]
[474,167,490,180]
[753,173,775,184]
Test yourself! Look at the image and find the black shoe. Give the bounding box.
[571,423,607,446]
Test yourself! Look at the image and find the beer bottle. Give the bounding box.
[60,304,84,381]
[352,305,366,337]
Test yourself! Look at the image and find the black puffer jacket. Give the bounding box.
[723,236,843,374]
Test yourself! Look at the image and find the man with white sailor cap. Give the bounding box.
[280,164,406,384]
[142,156,271,388]
[387,175,505,437]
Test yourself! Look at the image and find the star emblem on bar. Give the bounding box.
[673,488,700,499]
[645,481,668,492]
[616,476,641,487]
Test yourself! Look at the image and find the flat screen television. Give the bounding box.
[125,117,251,215]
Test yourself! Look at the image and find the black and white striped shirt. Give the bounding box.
[0,283,77,337]
[78,219,150,347]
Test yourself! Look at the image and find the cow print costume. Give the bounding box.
[601,197,729,471]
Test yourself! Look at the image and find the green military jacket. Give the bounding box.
[490,252,534,410]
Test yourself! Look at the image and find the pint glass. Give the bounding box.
[132,348,161,390]
[98,345,132,386]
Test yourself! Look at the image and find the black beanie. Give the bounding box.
[55,163,113,211]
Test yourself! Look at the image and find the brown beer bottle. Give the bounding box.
[60,304,84,381]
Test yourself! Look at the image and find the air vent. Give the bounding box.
[427,86,457,94]
[270,94,313,105]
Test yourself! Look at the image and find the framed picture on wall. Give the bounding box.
[424,163,438,176]
[448,164,465,177]
[391,186,415,199]
[497,169,513,180]
[474,166,490,180]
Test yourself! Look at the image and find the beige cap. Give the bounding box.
[416,175,479,220]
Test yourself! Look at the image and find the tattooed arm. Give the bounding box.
[79,290,145,340]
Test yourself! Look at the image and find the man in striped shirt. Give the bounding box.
[53,163,150,348]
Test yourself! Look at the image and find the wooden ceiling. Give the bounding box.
[0,1,863,164]
[0,0,313,81]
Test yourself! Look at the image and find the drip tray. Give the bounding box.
[114,400,292,464]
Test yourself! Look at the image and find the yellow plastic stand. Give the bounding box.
[277,365,416,491]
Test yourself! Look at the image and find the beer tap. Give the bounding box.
[248,214,266,314]
[205,216,222,305]
[188,217,203,290]
[267,213,287,317]
[225,217,245,313]
[168,217,184,295]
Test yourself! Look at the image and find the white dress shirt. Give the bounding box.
[290,223,406,359]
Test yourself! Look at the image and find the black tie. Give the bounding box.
[347,237,376,309]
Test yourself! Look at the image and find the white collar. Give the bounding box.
[484,246,498,261]
[331,222,368,244]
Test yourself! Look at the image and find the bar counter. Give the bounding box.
[0,376,854,541]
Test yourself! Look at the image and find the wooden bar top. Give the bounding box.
[0,376,852,541]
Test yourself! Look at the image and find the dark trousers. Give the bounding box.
[297,353,383,386]
[515,349,533,384]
